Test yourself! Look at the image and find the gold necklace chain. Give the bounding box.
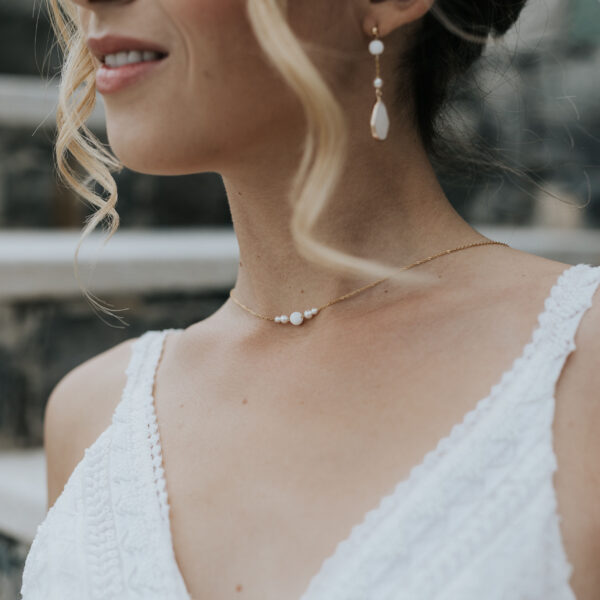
[229,239,509,326]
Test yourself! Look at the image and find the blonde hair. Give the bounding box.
[44,0,522,327]
[46,0,125,325]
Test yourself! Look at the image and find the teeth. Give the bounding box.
[104,50,163,67]
[127,50,143,63]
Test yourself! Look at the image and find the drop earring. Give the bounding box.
[369,25,389,141]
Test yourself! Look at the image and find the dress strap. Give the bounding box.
[531,263,600,394]
[123,328,181,521]
[110,328,191,598]
[123,330,171,403]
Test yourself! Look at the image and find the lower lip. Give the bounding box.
[95,57,167,94]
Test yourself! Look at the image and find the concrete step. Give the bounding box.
[0,448,45,544]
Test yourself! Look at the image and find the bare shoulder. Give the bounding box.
[536,256,600,597]
[553,257,600,488]
[469,248,600,596]
[43,334,140,511]
[555,256,600,466]
[492,249,600,423]
[518,250,600,407]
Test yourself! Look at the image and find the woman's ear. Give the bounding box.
[361,0,434,38]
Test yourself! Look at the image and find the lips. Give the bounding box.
[95,57,167,94]
[86,34,169,64]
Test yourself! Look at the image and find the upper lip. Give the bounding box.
[86,35,169,62]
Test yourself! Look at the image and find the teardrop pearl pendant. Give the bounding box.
[369,27,389,141]
[371,97,390,141]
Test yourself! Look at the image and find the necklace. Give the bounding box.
[229,240,509,326]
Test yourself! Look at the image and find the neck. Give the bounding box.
[218,122,488,330]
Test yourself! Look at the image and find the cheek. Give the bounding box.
[172,0,244,22]
[169,0,254,78]
[103,0,305,175]
[172,0,256,83]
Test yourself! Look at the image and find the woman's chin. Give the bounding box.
[105,139,186,176]
[106,132,225,176]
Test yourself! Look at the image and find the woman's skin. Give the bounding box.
[49,0,600,598]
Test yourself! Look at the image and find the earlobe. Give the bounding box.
[362,0,434,38]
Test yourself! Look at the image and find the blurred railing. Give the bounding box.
[1,226,600,303]
[0,74,105,130]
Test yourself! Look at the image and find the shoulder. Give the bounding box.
[470,249,600,457]
[550,262,600,595]
[507,253,600,434]
[556,262,600,406]
[43,334,141,510]
[476,251,600,593]
[560,262,600,446]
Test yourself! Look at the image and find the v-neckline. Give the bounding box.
[146,263,582,600]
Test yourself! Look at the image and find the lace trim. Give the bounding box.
[136,328,191,599]
[19,432,105,600]
[82,432,125,599]
[142,333,172,523]
[20,329,189,600]
[435,468,575,600]
[384,449,557,600]
[544,469,577,598]
[298,263,600,600]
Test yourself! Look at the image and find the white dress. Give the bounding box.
[20,262,600,600]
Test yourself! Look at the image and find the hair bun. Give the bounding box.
[490,0,529,37]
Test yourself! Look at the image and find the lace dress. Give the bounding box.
[20,262,600,600]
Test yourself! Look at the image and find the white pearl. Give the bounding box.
[370,98,389,141]
[290,311,304,326]
[311,307,318,315]
[275,316,281,323]
[373,77,383,89]
[303,310,313,319]
[280,315,289,323]
[369,40,384,56]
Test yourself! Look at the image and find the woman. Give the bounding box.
[20,0,600,599]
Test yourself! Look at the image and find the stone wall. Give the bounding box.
[0,289,229,449]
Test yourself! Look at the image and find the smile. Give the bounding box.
[95,53,168,94]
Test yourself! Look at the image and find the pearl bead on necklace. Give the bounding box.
[275,308,319,326]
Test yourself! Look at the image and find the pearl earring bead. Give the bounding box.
[369,39,384,55]
[373,77,383,89]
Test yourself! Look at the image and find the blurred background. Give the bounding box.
[0,0,598,597]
